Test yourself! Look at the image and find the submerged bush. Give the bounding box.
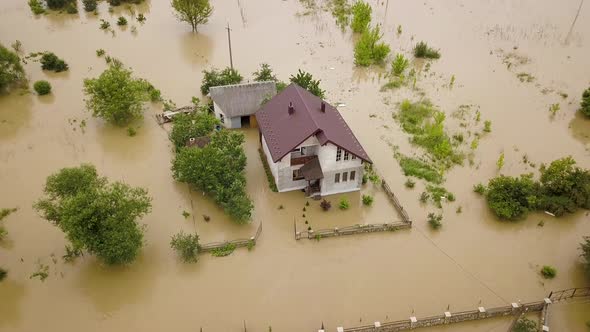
[513,317,538,332]
[40,52,68,72]
[169,111,218,151]
[350,1,371,33]
[580,87,590,117]
[33,80,52,95]
[29,0,46,14]
[582,236,590,275]
[361,194,374,206]
[540,265,557,279]
[398,157,443,184]
[170,231,200,263]
[200,67,243,95]
[354,26,390,66]
[320,199,332,211]
[253,63,277,82]
[473,183,486,195]
[0,43,26,93]
[339,198,350,210]
[391,53,409,76]
[0,267,7,281]
[82,0,97,11]
[486,174,538,220]
[413,41,440,59]
[117,16,128,26]
[427,213,442,229]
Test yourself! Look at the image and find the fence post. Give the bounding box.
[410,316,417,329]
[444,312,451,324]
[478,307,486,318]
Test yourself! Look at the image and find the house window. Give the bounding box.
[300,146,306,155]
[334,173,340,183]
[336,147,342,161]
[344,151,350,161]
[352,155,357,160]
[350,171,356,181]
[293,169,304,180]
[342,172,348,182]
[219,113,224,123]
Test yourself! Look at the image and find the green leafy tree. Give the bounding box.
[485,174,539,220]
[200,67,243,95]
[172,130,252,223]
[580,87,590,117]
[171,0,213,32]
[83,62,151,126]
[34,164,152,265]
[170,231,200,262]
[28,0,46,14]
[354,26,390,66]
[289,69,325,98]
[538,157,590,216]
[350,1,371,33]
[253,63,277,82]
[0,43,25,93]
[169,111,218,151]
[513,317,538,332]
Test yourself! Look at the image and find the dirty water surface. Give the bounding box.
[1,0,590,331]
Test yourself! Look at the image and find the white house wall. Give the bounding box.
[213,101,241,129]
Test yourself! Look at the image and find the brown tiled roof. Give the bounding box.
[255,83,371,163]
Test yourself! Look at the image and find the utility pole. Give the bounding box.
[226,22,234,70]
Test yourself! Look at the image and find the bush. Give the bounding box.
[0,43,26,93]
[100,19,111,30]
[426,185,454,207]
[211,243,236,257]
[413,41,440,59]
[200,67,243,95]
[485,174,538,220]
[117,16,128,26]
[339,198,350,210]
[82,0,97,11]
[473,183,486,195]
[399,156,443,184]
[137,13,146,22]
[354,26,390,66]
[540,265,557,279]
[391,53,409,76]
[580,87,590,117]
[258,148,278,192]
[289,69,325,98]
[65,2,77,13]
[253,63,277,82]
[46,0,75,10]
[483,120,491,132]
[582,236,590,275]
[405,178,415,188]
[170,231,200,263]
[169,111,218,151]
[96,49,105,57]
[362,194,374,206]
[320,199,332,211]
[29,0,46,14]
[0,267,6,281]
[513,317,538,332]
[538,157,590,216]
[350,1,371,33]
[40,52,68,72]
[427,213,442,229]
[419,191,429,203]
[33,80,51,95]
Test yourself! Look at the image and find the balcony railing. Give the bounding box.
[291,155,317,166]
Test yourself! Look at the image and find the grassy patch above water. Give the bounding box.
[258,148,278,192]
[426,185,455,208]
[398,156,443,184]
[330,0,351,30]
[211,243,237,257]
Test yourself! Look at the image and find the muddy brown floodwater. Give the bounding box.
[1,0,590,331]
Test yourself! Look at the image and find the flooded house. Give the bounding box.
[209,81,277,129]
[256,83,372,197]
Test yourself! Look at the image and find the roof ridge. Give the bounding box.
[294,85,320,132]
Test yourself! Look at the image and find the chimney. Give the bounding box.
[320,102,326,112]
[288,101,294,115]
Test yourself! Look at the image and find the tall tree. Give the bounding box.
[289,69,325,98]
[0,43,25,93]
[171,0,213,32]
[34,164,152,265]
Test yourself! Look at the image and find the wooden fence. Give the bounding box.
[548,287,590,302]
[381,180,411,225]
[199,222,262,253]
[295,222,410,240]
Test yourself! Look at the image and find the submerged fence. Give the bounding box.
[199,222,262,253]
[381,180,411,225]
[548,287,590,302]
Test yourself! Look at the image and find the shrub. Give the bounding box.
[582,236,590,275]
[289,69,325,98]
[46,0,75,10]
[339,198,350,210]
[65,2,77,13]
[137,13,146,22]
[320,199,331,211]
[483,120,491,132]
[169,111,218,150]
[330,0,351,29]
[350,1,371,33]
[580,87,590,117]
[513,317,538,332]
[426,185,454,207]
[29,0,46,14]
[100,19,111,30]
[0,43,26,92]
[253,63,277,82]
[414,41,440,59]
[63,244,82,262]
[537,157,590,216]
[391,53,409,76]
[33,80,51,95]
[0,268,6,281]
[117,16,128,26]
[259,148,278,192]
[497,152,505,170]
[549,103,560,116]
[200,67,243,95]
[40,52,69,72]
[354,26,390,66]
[211,243,236,257]
[82,0,97,11]
[485,174,538,220]
[419,191,429,203]
[362,194,374,206]
[540,265,557,279]
[427,213,442,229]
[127,127,137,136]
[399,156,443,184]
[473,183,486,195]
[405,178,415,188]
[96,49,105,57]
[170,231,200,263]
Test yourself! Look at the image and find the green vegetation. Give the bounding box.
[200,67,243,95]
[253,63,278,82]
[171,0,213,32]
[339,198,350,210]
[513,317,538,332]
[45,0,76,10]
[363,163,380,184]
[540,265,557,279]
[126,127,137,136]
[40,52,69,72]
[169,111,218,151]
[30,263,49,281]
[413,41,440,59]
[497,152,505,170]
[579,87,590,117]
[100,19,111,30]
[391,53,409,77]
[259,148,278,192]
[486,174,538,220]
[350,1,371,33]
[83,0,97,11]
[483,120,491,132]
[549,103,560,116]
[582,236,590,275]
[0,268,6,281]
[405,178,415,188]
[0,43,26,93]
[0,208,17,241]
[362,194,374,206]
[289,69,325,98]
[29,0,46,14]
[427,213,442,229]
[473,183,486,195]
[516,72,535,83]
[354,26,390,66]
[117,16,128,26]
[172,130,253,223]
[330,0,351,29]
[96,49,105,57]
[137,13,146,22]
[426,185,455,208]
[62,244,82,262]
[83,61,152,126]
[33,80,51,95]
[34,164,152,265]
[170,231,200,263]
[211,242,236,257]
[398,156,443,184]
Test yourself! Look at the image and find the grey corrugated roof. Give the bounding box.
[209,81,277,118]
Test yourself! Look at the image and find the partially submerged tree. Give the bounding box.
[171,0,213,32]
[350,1,371,33]
[537,157,590,216]
[172,130,253,223]
[580,87,590,117]
[200,67,243,95]
[485,174,538,220]
[289,69,325,98]
[83,62,151,126]
[253,63,277,82]
[34,164,152,265]
[0,43,25,93]
[354,26,390,66]
[169,111,218,151]
[170,231,200,262]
